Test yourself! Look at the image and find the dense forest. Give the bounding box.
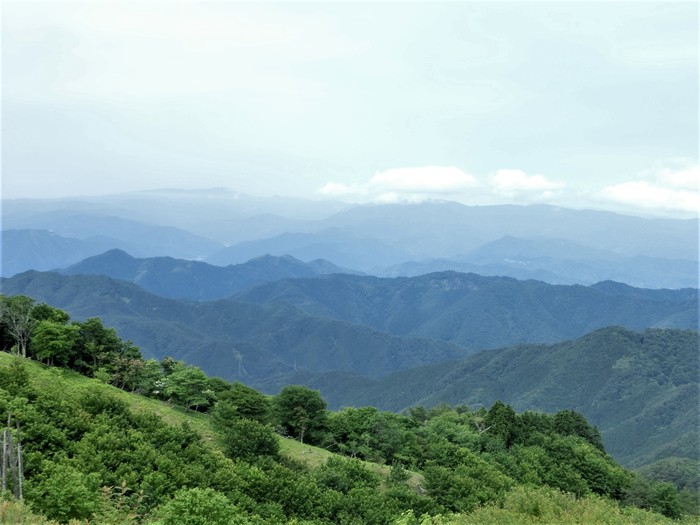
[0,294,698,524]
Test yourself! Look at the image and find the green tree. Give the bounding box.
[220,418,280,462]
[155,487,245,525]
[73,317,138,375]
[274,385,327,444]
[31,303,70,324]
[31,321,80,367]
[216,382,272,423]
[314,456,380,494]
[554,409,604,451]
[165,362,213,411]
[485,400,518,448]
[0,295,36,357]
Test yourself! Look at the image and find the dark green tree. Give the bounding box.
[274,385,327,444]
[485,401,518,448]
[156,487,244,525]
[217,382,272,423]
[220,418,280,462]
[553,409,604,451]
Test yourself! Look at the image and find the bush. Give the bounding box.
[155,487,246,525]
[220,418,280,462]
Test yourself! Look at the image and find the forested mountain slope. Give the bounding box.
[276,327,699,467]
[237,272,698,349]
[61,249,358,301]
[0,271,470,381]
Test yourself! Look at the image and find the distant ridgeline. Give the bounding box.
[0,295,698,523]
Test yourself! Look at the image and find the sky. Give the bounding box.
[2,0,698,218]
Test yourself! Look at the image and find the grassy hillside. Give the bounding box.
[2,351,697,524]
[0,352,382,475]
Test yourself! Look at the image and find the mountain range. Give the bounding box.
[60,249,358,301]
[236,272,697,349]
[3,192,697,289]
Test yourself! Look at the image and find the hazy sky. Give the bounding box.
[2,1,698,217]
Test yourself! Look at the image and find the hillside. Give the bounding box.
[0,348,695,524]
[61,249,358,301]
[0,271,470,382]
[236,272,698,349]
[277,327,699,468]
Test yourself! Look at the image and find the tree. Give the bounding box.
[485,401,518,448]
[31,321,80,367]
[165,363,213,411]
[0,295,36,357]
[217,382,272,423]
[31,303,70,324]
[28,461,99,523]
[219,418,280,462]
[73,317,139,375]
[553,409,604,451]
[274,385,327,444]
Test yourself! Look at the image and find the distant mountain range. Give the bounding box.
[381,236,699,289]
[60,249,359,301]
[2,268,696,380]
[236,272,698,349]
[3,193,697,288]
[1,214,223,276]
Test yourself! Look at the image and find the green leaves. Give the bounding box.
[274,385,327,444]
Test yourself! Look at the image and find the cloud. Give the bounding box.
[319,166,478,202]
[488,169,564,203]
[599,165,700,215]
[370,167,478,193]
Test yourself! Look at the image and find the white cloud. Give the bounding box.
[600,165,700,215]
[319,166,478,202]
[488,169,564,202]
[658,165,700,190]
[370,167,478,194]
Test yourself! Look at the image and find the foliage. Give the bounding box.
[314,456,380,494]
[274,385,327,444]
[153,487,245,525]
[27,461,100,523]
[220,418,280,462]
[163,362,213,411]
[214,382,272,423]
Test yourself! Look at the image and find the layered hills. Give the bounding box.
[61,249,358,301]
[2,267,697,469]
[237,272,697,349]
[271,327,699,467]
[4,194,697,288]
